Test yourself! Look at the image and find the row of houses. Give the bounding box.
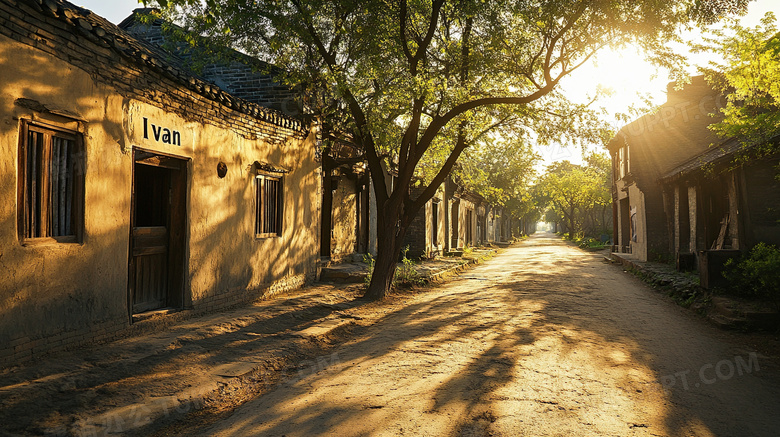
[609,76,780,288]
[0,0,520,367]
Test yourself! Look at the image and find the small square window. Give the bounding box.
[255,172,283,237]
[18,120,83,244]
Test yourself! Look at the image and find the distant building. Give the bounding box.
[403,176,515,259]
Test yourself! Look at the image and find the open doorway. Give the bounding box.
[128,149,187,318]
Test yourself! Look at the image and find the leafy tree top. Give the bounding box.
[146,0,750,297]
[694,12,780,156]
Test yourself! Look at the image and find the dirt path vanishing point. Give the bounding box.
[190,233,780,437]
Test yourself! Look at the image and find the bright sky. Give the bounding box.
[74,0,144,24]
[540,0,777,167]
[77,0,776,168]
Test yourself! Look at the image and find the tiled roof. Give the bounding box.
[658,139,743,182]
[12,0,305,131]
[119,9,299,114]
[659,134,780,183]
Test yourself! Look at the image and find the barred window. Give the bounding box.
[255,172,283,237]
[18,121,83,243]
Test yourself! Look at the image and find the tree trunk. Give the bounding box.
[568,206,576,239]
[364,213,407,300]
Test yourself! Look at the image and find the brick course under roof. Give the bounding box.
[0,0,306,134]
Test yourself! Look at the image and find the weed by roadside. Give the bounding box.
[395,246,425,288]
[722,242,780,309]
[362,253,375,288]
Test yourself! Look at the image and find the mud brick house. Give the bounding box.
[0,0,320,367]
[402,183,447,259]
[444,178,481,252]
[659,138,780,288]
[608,76,725,262]
[121,9,376,267]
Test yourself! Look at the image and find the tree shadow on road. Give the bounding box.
[191,241,780,437]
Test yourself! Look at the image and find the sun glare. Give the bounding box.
[562,48,668,121]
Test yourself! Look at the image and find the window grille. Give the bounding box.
[19,121,82,243]
[255,173,283,237]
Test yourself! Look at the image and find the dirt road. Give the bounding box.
[194,233,780,436]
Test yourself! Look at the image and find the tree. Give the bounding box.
[153,0,748,299]
[534,153,609,238]
[694,12,780,156]
[455,135,540,216]
[582,151,612,236]
[535,161,593,238]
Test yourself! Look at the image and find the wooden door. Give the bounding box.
[129,151,187,315]
[131,226,169,312]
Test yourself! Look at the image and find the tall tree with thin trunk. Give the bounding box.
[152,0,748,299]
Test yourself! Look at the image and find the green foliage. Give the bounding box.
[152,0,748,297]
[534,153,611,238]
[577,236,608,251]
[723,242,780,304]
[693,12,780,156]
[394,246,423,287]
[454,136,540,218]
[362,252,375,287]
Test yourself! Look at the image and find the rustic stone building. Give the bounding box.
[402,175,515,259]
[0,0,320,367]
[608,76,725,262]
[659,138,780,288]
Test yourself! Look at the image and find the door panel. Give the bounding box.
[129,151,187,317]
[131,226,168,313]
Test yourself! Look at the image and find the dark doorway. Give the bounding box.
[451,201,460,249]
[129,150,187,316]
[620,198,631,252]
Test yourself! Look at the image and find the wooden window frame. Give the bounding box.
[17,119,84,246]
[625,144,631,175]
[255,171,284,238]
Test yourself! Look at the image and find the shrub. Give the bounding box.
[723,242,780,305]
[394,246,423,287]
[362,252,375,287]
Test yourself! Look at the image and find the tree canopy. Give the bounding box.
[150,0,750,298]
[534,153,610,238]
[453,135,539,217]
[694,12,780,154]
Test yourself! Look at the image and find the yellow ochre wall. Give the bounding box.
[0,24,320,366]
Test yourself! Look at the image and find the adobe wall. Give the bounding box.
[0,0,318,367]
[330,175,358,262]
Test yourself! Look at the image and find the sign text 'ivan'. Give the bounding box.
[143,117,181,146]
